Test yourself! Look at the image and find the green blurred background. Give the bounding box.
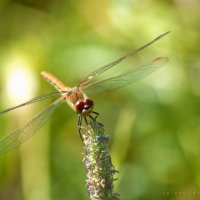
[0,0,200,200]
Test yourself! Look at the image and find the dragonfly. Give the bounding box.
[0,31,170,154]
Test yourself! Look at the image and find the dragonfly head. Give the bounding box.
[75,99,94,115]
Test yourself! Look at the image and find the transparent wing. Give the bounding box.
[84,57,169,94]
[0,97,64,155]
[0,91,60,115]
[79,31,170,88]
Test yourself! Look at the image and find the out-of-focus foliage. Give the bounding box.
[0,0,200,200]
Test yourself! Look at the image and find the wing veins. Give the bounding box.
[84,57,169,93]
[0,91,60,115]
[79,31,170,88]
[0,97,64,155]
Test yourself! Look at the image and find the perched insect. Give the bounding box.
[0,31,170,154]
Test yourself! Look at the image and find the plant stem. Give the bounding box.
[82,120,119,200]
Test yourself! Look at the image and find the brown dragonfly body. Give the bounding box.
[41,71,94,116]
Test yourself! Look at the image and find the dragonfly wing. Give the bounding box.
[0,97,64,155]
[79,32,170,88]
[84,57,169,94]
[0,91,60,115]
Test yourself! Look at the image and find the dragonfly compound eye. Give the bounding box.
[75,101,85,113]
[85,99,94,107]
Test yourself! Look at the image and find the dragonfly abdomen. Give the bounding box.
[41,71,70,92]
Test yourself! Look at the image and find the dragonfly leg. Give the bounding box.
[84,116,88,124]
[92,111,99,120]
[88,115,95,121]
[78,114,83,141]
[78,112,104,142]
[89,112,104,129]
